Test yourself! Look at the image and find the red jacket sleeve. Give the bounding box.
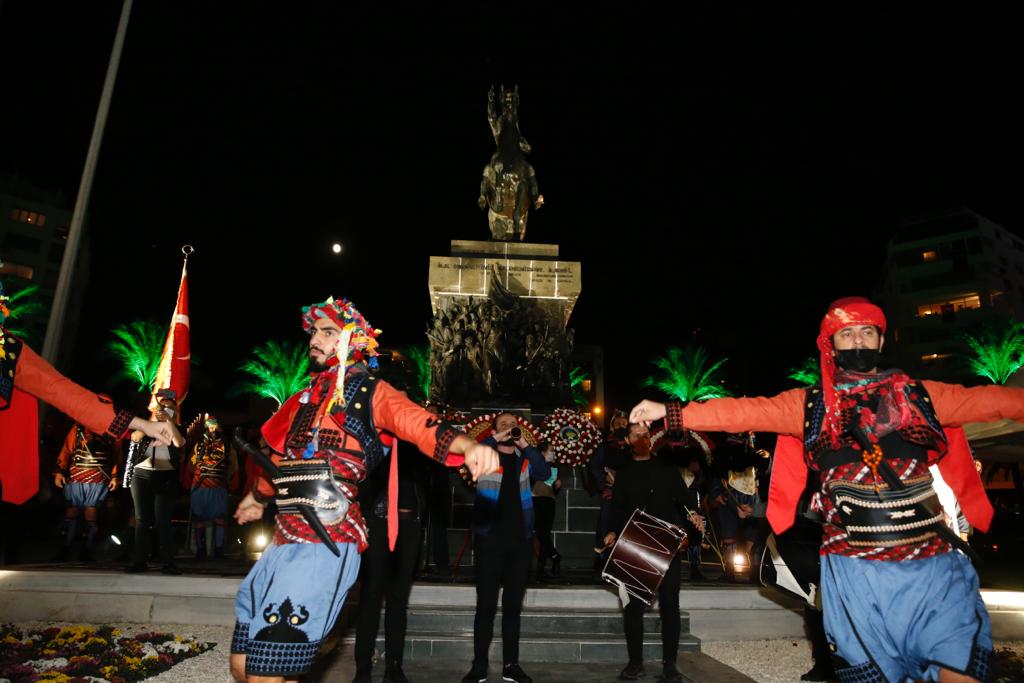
[55,426,77,474]
[14,343,134,439]
[673,388,807,437]
[371,380,463,466]
[924,380,1024,426]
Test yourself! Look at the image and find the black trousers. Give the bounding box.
[623,554,681,665]
[426,465,451,569]
[473,533,531,667]
[354,515,422,671]
[130,469,177,566]
[532,497,557,561]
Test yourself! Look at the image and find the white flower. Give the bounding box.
[159,639,193,654]
[25,657,69,672]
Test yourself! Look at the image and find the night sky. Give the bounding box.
[2,3,1021,414]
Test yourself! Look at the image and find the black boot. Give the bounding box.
[383,660,410,683]
[802,608,836,681]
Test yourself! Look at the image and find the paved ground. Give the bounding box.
[10,621,1024,682]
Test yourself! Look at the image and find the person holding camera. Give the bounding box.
[123,389,183,575]
[462,412,551,683]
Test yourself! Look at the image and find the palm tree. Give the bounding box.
[109,320,165,392]
[644,345,733,402]
[787,356,820,386]
[403,343,431,403]
[963,321,1024,384]
[235,339,310,408]
[0,283,44,340]
[569,366,589,406]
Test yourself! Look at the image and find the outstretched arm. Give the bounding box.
[631,388,805,437]
[15,341,181,446]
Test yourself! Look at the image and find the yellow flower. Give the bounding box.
[2,635,18,644]
[111,628,123,636]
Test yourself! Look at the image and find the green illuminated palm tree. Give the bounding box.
[787,356,821,386]
[236,340,310,408]
[644,345,732,402]
[403,344,431,403]
[963,321,1024,384]
[109,320,164,392]
[570,366,589,406]
[1,283,44,339]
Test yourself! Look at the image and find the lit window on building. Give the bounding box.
[0,262,34,279]
[917,294,981,317]
[581,379,592,393]
[922,250,938,262]
[10,209,46,227]
[921,352,953,365]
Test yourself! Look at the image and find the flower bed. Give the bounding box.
[0,624,214,682]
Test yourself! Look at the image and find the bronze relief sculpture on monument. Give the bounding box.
[478,85,544,242]
[426,277,574,407]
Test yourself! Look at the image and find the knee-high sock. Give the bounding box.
[194,522,206,553]
[214,520,226,549]
[62,516,78,546]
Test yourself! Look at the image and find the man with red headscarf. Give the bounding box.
[228,297,499,683]
[630,297,1020,683]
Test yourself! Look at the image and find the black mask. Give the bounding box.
[834,348,881,373]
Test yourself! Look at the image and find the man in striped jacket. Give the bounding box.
[463,412,550,683]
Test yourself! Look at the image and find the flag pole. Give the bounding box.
[43,0,134,364]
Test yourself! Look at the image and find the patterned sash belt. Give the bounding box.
[272,459,350,525]
[828,478,943,548]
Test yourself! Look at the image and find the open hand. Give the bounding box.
[630,400,666,425]
[463,443,500,481]
[131,418,183,447]
[234,492,266,525]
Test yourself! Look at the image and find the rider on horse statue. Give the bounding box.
[478,85,544,242]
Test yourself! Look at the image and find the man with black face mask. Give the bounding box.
[630,297,1024,683]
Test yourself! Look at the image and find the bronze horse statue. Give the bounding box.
[478,85,544,241]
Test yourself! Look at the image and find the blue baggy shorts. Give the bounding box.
[232,541,361,677]
[822,551,992,682]
[64,481,108,508]
[190,486,228,520]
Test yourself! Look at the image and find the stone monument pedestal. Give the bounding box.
[428,240,581,328]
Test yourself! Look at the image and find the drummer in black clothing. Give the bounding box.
[603,423,703,683]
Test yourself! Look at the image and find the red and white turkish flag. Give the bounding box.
[150,260,191,414]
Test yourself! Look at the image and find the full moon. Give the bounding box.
[332,243,343,254]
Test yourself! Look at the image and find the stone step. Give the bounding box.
[383,606,675,636]
[343,631,702,663]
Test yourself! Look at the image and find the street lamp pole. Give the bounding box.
[42,0,133,364]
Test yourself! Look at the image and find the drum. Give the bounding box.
[602,508,686,606]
